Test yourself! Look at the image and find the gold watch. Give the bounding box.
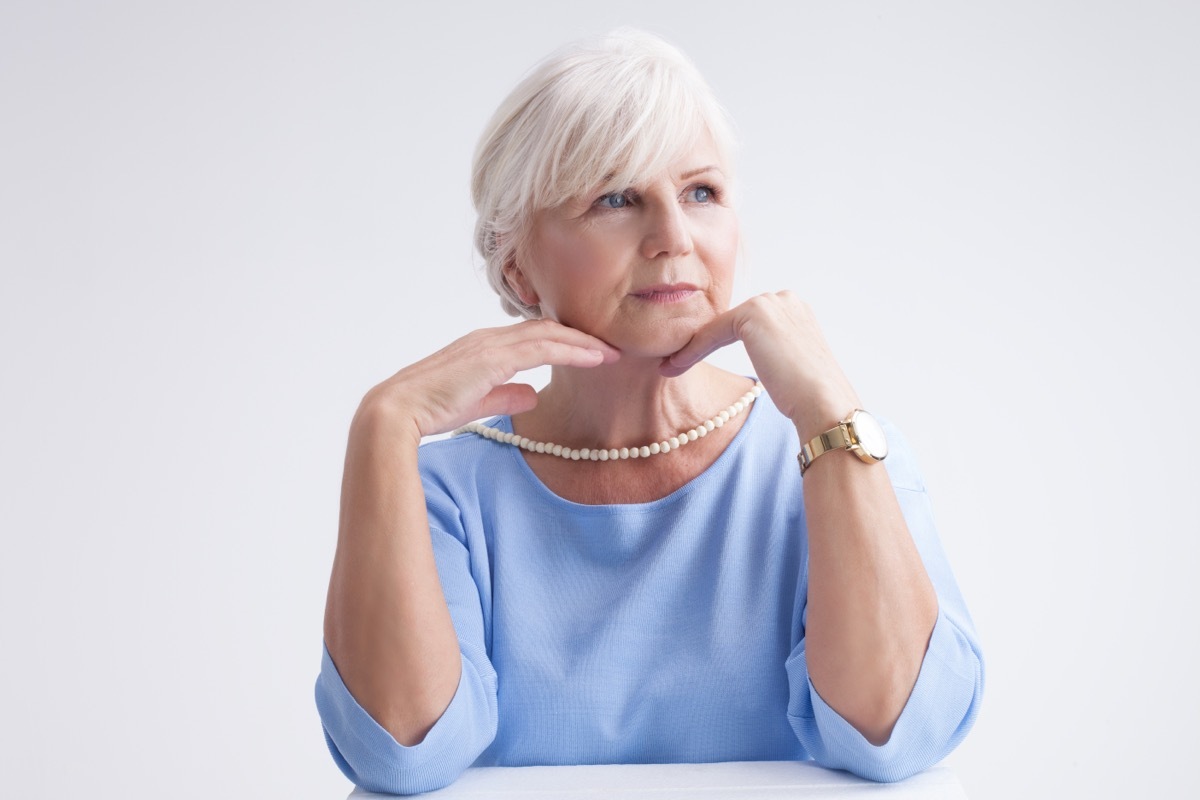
[798,409,888,475]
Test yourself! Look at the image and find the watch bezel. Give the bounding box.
[844,409,888,463]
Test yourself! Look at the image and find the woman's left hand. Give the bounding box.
[659,291,861,438]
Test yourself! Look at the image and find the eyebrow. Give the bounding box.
[678,165,723,180]
[580,164,725,201]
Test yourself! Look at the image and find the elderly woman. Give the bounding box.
[316,29,983,796]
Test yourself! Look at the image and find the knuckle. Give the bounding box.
[777,289,808,311]
[744,294,771,313]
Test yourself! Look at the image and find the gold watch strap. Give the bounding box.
[798,423,851,475]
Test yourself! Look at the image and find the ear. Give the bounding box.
[503,260,540,307]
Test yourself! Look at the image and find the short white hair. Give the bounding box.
[471,28,738,318]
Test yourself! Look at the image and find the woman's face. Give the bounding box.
[512,138,739,359]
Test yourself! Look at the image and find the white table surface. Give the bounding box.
[349,761,967,798]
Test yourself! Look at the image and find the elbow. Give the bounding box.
[352,768,463,797]
[319,715,485,797]
[789,612,985,784]
[851,659,985,783]
[833,672,919,747]
[316,648,499,796]
[375,692,457,748]
[808,651,923,747]
[838,748,933,784]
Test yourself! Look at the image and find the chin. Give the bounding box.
[610,320,701,360]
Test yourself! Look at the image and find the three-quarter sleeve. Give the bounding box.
[785,604,983,781]
[784,422,985,781]
[314,525,499,795]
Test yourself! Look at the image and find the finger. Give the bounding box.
[501,339,610,375]
[502,319,622,362]
[659,310,741,376]
[476,383,539,418]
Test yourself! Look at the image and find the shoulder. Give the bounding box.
[415,417,524,532]
[418,417,518,491]
[418,418,506,469]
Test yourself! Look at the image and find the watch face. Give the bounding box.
[850,411,888,460]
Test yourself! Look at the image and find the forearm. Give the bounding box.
[800,427,938,746]
[323,401,462,747]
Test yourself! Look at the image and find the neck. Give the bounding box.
[519,356,749,449]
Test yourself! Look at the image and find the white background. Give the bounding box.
[2,2,1197,798]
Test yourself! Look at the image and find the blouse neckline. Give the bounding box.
[493,386,768,513]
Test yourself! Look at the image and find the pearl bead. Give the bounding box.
[454,381,764,463]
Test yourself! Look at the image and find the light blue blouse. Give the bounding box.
[315,391,984,794]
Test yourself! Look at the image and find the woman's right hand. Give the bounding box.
[358,318,621,441]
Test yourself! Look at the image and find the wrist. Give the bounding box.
[351,392,426,451]
[797,408,888,475]
[790,391,863,443]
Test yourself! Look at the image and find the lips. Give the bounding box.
[631,283,700,303]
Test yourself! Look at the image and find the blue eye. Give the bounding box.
[688,186,714,203]
[597,192,630,209]
[600,191,628,208]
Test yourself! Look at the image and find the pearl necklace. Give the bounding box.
[453,381,763,461]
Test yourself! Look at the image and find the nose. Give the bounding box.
[640,199,694,260]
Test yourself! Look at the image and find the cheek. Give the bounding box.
[532,225,612,280]
[525,226,626,322]
[706,216,740,278]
